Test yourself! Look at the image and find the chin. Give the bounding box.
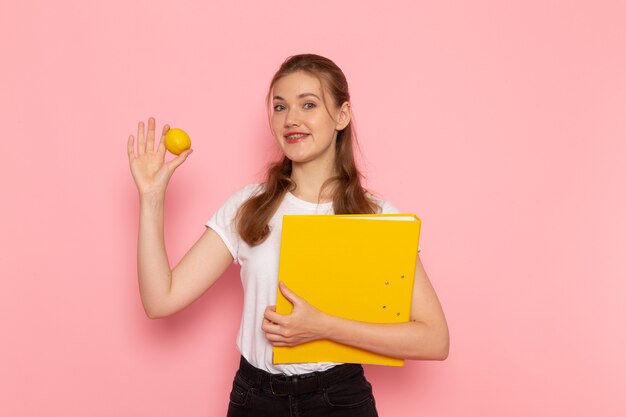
[281,151,312,164]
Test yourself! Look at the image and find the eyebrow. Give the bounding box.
[272,93,321,101]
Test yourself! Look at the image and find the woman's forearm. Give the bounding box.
[322,314,449,361]
[137,193,173,318]
[263,281,449,361]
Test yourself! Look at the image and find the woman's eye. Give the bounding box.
[273,104,286,112]
[303,102,316,109]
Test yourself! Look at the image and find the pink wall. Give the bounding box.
[1,1,625,416]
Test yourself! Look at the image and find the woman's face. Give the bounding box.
[270,71,350,166]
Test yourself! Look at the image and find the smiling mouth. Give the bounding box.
[284,133,310,143]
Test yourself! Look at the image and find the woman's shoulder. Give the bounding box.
[379,199,400,214]
[367,193,400,214]
[224,185,400,213]
[227,183,264,202]
[213,183,263,214]
[237,183,264,197]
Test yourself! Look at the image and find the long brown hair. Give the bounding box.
[236,54,378,245]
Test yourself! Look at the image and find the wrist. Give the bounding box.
[139,191,166,208]
[319,311,338,341]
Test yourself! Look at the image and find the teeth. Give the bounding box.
[286,134,307,140]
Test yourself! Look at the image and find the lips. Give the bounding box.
[284,132,310,144]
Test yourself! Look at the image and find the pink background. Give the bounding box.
[1,1,625,416]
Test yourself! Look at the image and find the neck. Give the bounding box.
[290,158,336,204]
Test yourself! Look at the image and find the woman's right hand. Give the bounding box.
[127,117,192,198]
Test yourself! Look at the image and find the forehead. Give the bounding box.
[272,71,324,100]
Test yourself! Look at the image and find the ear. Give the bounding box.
[335,101,351,131]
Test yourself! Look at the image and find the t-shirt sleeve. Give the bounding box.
[379,199,400,214]
[206,184,261,264]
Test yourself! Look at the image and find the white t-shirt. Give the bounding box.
[206,184,399,375]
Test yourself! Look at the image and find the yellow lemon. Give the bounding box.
[164,128,191,155]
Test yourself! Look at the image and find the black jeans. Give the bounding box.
[226,357,379,417]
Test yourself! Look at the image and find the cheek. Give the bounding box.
[271,110,286,125]
[311,113,335,130]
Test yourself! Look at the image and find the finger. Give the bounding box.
[262,319,283,337]
[262,317,277,332]
[278,282,301,306]
[137,121,146,155]
[165,148,193,171]
[266,334,287,344]
[146,117,156,153]
[127,135,135,161]
[156,124,170,158]
[263,306,276,320]
[262,316,271,326]
[263,308,284,325]
[264,332,282,343]
[263,330,291,346]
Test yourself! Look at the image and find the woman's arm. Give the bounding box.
[129,118,233,319]
[262,256,449,360]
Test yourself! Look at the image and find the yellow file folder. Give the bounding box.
[273,214,421,366]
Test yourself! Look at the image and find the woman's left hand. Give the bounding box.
[262,282,328,347]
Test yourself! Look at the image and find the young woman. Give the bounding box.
[127,54,449,417]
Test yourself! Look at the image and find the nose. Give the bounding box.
[284,108,300,127]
